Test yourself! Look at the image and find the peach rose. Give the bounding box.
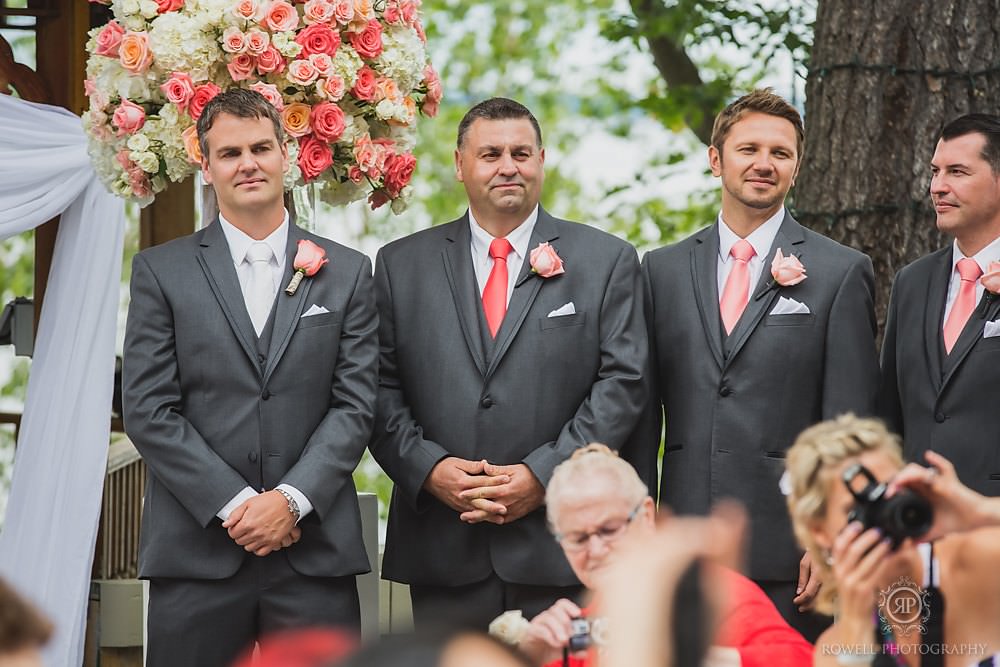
[530,242,565,278]
[350,65,376,101]
[226,53,256,81]
[221,26,247,53]
[249,81,284,110]
[244,28,270,55]
[281,102,312,137]
[256,44,286,74]
[263,0,298,32]
[352,0,372,21]
[982,260,1000,295]
[383,151,415,197]
[154,0,183,13]
[303,0,334,23]
[287,58,319,85]
[160,71,196,110]
[93,20,124,57]
[295,22,340,57]
[119,31,153,74]
[188,82,222,121]
[232,0,263,21]
[309,53,333,78]
[181,124,202,164]
[771,248,807,286]
[112,98,146,136]
[292,239,329,276]
[375,76,400,103]
[319,75,346,101]
[331,0,353,24]
[298,134,334,182]
[310,101,346,142]
[348,19,382,58]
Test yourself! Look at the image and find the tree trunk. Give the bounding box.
[794,0,1000,335]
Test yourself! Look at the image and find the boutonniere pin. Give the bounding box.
[755,248,806,301]
[529,242,565,278]
[284,239,328,296]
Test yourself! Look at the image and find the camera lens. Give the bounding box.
[882,490,933,540]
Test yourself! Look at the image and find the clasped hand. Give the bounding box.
[222,490,301,557]
[424,457,544,525]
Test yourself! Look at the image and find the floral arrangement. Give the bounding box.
[82,0,442,211]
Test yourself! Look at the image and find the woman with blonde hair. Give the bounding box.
[785,414,1000,666]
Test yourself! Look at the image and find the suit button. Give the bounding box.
[480,396,494,408]
[257,353,266,363]
[935,412,946,423]
[262,389,271,400]
[248,451,258,463]
[719,385,732,397]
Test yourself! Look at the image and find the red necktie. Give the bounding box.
[483,238,514,337]
[942,257,983,353]
[719,239,756,335]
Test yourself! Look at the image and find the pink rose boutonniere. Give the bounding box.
[285,239,329,295]
[982,261,1000,295]
[771,248,807,286]
[529,242,565,278]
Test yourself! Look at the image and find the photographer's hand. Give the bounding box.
[519,598,585,665]
[827,521,893,646]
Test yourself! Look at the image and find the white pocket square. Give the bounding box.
[547,302,576,317]
[770,296,811,316]
[301,304,330,318]
[984,319,1000,338]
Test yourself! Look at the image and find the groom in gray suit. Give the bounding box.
[370,98,648,628]
[638,89,879,640]
[123,89,377,666]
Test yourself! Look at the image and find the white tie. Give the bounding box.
[246,242,274,336]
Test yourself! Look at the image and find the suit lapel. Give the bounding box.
[941,289,1000,389]
[690,225,725,369]
[264,225,311,384]
[724,212,804,366]
[484,212,557,380]
[196,221,260,373]
[923,249,951,393]
[442,217,488,376]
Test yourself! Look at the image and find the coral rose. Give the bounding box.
[160,71,196,111]
[350,66,376,102]
[188,82,222,121]
[310,102,346,142]
[383,152,415,197]
[154,0,183,13]
[298,134,334,182]
[227,53,256,81]
[256,45,286,74]
[348,19,382,58]
[295,22,340,57]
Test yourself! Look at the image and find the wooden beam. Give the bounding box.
[140,177,196,249]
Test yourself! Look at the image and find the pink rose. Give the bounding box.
[400,0,417,24]
[422,64,442,117]
[383,151,415,197]
[414,19,425,42]
[226,53,256,81]
[181,124,202,163]
[309,53,334,78]
[119,31,153,74]
[160,71,196,110]
[982,261,1000,295]
[84,78,110,110]
[303,0,335,23]
[188,82,222,121]
[347,165,363,182]
[129,168,153,199]
[319,75,345,101]
[771,248,807,286]
[221,26,247,54]
[244,28,270,55]
[249,81,284,110]
[232,0,263,21]
[348,19,382,58]
[93,20,124,57]
[292,239,329,276]
[295,22,340,57]
[112,98,146,136]
[368,189,390,210]
[352,133,377,171]
[256,45,286,74]
[382,2,400,24]
[263,0,298,32]
[350,66,376,102]
[298,134,334,182]
[310,101,346,142]
[287,58,319,85]
[331,0,353,24]
[154,0,183,13]
[530,242,565,278]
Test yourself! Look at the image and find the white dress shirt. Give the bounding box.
[942,235,1000,323]
[469,205,539,306]
[716,208,785,298]
[215,213,312,523]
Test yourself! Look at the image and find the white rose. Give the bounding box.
[132,150,161,173]
[126,133,151,151]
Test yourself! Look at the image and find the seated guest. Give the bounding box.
[0,577,51,667]
[491,444,812,667]
[786,414,1000,666]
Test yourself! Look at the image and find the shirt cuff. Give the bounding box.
[217,486,258,521]
[276,483,313,523]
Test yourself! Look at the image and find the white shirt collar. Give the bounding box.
[950,235,1000,274]
[468,205,539,263]
[718,208,786,263]
[218,212,290,267]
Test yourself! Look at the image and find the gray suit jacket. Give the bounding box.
[639,213,878,581]
[371,209,649,587]
[123,221,378,579]
[879,247,1000,495]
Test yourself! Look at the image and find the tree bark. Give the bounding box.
[794,0,1000,335]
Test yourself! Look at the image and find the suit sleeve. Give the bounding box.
[122,253,251,527]
[369,248,451,509]
[821,253,879,419]
[278,255,378,519]
[877,274,904,436]
[522,243,650,485]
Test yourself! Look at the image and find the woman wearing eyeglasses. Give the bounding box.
[489,444,812,667]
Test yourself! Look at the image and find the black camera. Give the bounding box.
[567,616,607,653]
[842,462,933,547]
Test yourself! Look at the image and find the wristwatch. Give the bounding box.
[275,488,301,522]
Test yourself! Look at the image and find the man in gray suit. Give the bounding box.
[123,89,377,666]
[880,113,1000,495]
[370,98,648,628]
[638,89,879,640]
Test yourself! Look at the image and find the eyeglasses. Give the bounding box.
[553,501,645,553]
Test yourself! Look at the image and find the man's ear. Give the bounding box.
[454,148,464,182]
[200,155,213,184]
[708,145,722,177]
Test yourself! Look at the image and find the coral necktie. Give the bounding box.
[943,257,983,353]
[483,238,514,337]
[719,239,756,335]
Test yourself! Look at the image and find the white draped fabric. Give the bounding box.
[0,94,126,667]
